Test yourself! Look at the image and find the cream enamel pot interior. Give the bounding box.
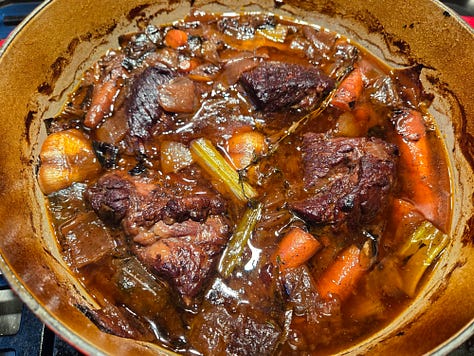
[0,0,472,355]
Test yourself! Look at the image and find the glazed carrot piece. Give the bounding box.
[178,58,200,73]
[331,66,364,111]
[84,79,120,128]
[391,198,418,222]
[393,109,439,225]
[227,130,267,169]
[274,227,322,271]
[316,245,367,301]
[165,29,188,49]
[353,101,377,124]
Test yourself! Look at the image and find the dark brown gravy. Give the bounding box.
[40,11,451,355]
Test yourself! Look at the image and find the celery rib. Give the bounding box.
[398,220,449,297]
[190,138,257,202]
[218,203,263,278]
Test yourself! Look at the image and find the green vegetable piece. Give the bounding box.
[398,220,449,297]
[257,24,288,43]
[190,138,258,202]
[218,203,263,278]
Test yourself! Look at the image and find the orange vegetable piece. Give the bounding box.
[165,29,188,49]
[84,79,120,128]
[227,129,267,169]
[331,67,364,111]
[316,245,367,301]
[391,198,417,221]
[393,109,441,225]
[274,227,322,271]
[178,58,200,73]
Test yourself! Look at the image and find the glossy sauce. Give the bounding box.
[42,11,451,355]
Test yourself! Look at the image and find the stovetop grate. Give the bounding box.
[0,274,82,356]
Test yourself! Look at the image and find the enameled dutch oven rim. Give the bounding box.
[0,0,472,355]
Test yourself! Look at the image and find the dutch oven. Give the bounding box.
[0,0,472,354]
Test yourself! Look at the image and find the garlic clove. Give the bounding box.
[38,129,101,195]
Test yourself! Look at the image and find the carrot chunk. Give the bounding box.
[164,29,188,49]
[178,58,200,73]
[316,245,367,301]
[393,109,441,225]
[274,227,322,271]
[227,130,267,169]
[84,80,120,128]
[331,67,364,111]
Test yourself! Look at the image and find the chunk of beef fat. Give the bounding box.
[239,61,335,112]
[290,133,398,228]
[85,172,230,302]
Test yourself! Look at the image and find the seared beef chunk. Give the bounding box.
[163,195,226,223]
[85,173,134,225]
[119,26,162,70]
[239,61,335,112]
[123,189,226,236]
[290,133,398,228]
[127,65,174,139]
[217,14,277,40]
[86,173,226,232]
[79,304,157,341]
[134,216,230,301]
[85,172,230,302]
[303,26,360,79]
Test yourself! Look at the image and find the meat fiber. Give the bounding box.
[290,133,398,228]
[239,61,335,112]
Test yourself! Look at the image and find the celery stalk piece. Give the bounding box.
[190,138,258,202]
[257,24,288,43]
[398,220,449,297]
[218,203,263,278]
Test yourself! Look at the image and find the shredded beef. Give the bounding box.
[239,61,335,112]
[290,133,398,228]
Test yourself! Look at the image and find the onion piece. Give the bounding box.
[158,76,198,113]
